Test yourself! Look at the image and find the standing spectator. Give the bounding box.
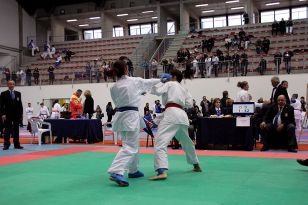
[11,71,17,83]
[93,59,100,83]
[4,68,10,82]
[258,57,267,75]
[83,90,94,119]
[255,39,262,54]
[235,81,250,102]
[232,53,240,77]
[200,96,210,117]
[300,97,306,112]
[205,55,212,78]
[262,37,270,54]
[19,69,26,86]
[85,61,92,83]
[151,59,158,78]
[127,59,134,77]
[54,53,62,68]
[279,18,286,35]
[221,91,229,109]
[270,77,290,105]
[48,66,55,85]
[28,40,39,57]
[168,59,174,73]
[272,20,279,35]
[33,68,39,85]
[243,12,249,24]
[286,19,293,34]
[162,59,168,73]
[192,57,199,78]
[95,105,104,120]
[206,38,215,52]
[283,50,293,74]
[102,61,109,82]
[106,102,114,126]
[274,51,282,74]
[224,53,231,73]
[212,54,219,77]
[1,80,23,150]
[240,52,248,76]
[26,67,32,86]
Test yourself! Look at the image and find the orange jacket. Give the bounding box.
[70,93,83,118]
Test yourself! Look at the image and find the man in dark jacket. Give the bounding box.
[262,37,270,54]
[279,18,286,34]
[270,76,290,104]
[283,50,293,74]
[274,51,282,74]
[260,95,297,152]
[1,80,23,150]
[258,57,267,75]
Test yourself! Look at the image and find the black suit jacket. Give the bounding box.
[83,96,94,115]
[209,107,223,116]
[271,84,290,104]
[0,90,23,121]
[264,104,295,127]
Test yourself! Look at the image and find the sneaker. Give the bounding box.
[128,171,144,178]
[297,159,308,167]
[109,173,129,187]
[193,164,202,172]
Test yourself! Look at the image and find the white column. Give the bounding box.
[180,0,190,32]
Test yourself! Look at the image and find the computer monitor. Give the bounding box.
[232,102,255,115]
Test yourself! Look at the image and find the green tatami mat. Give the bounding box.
[0,152,307,205]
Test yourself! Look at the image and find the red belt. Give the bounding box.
[165,103,183,109]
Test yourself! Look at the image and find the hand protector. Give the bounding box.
[160,73,171,83]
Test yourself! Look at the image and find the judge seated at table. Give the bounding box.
[222,98,234,116]
[260,95,298,152]
[208,98,224,117]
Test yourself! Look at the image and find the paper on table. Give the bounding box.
[236,117,250,127]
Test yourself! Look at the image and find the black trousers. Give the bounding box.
[241,61,248,76]
[3,120,20,148]
[263,123,298,149]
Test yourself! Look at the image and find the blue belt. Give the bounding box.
[118,106,139,112]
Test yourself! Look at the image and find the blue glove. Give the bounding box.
[160,73,171,83]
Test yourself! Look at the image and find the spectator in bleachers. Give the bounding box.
[102,61,109,82]
[18,69,26,86]
[258,57,267,75]
[28,40,39,57]
[93,59,100,83]
[255,39,262,54]
[231,35,240,49]
[221,91,229,109]
[232,52,240,77]
[243,12,249,24]
[33,68,39,85]
[218,52,224,73]
[272,20,279,36]
[224,53,231,72]
[201,39,206,53]
[212,53,219,77]
[151,59,158,78]
[11,71,17,83]
[279,18,286,35]
[240,52,248,76]
[274,51,282,74]
[26,67,31,86]
[224,35,232,51]
[167,59,174,73]
[300,96,306,112]
[54,53,62,69]
[205,55,212,78]
[48,66,55,85]
[262,37,270,54]
[63,49,75,62]
[192,57,199,78]
[238,29,246,48]
[127,58,134,77]
[283,50,293,74]
[85,61,92,83]
[198,54,206,78]
[4,68,10,82]
[206,37,215,52]
[162,58,169,73]
[286,19,293,34]
[49,45,56,58]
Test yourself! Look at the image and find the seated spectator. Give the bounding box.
[260,95,298,152]
[286,19,293,34]
[272,20,279,35]
[258,57,267,75]
[262,37,270,54]
[54,53,62,68]
[49,45,56,58]
[63,49,75,62]
[28,40,39,57]
[33,68,39,85]
[209,98,223,117]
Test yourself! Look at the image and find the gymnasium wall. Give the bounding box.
[15,73,308,124]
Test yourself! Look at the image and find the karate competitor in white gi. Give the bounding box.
[108,60,162,187]
[149,69,201,180]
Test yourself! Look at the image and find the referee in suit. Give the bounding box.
[1,80,23,150]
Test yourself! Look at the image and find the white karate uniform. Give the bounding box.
[205,57,212,77]
[291,99,302,131]
[25,107,34,120]
[235,89,250,102]
[151,81,199,170]
[49,47,56,58]
[108,76,160,175]
[30,42,39,56]
[192,59,199,78]
[19,70,26,86]
[38,106,50,119]
[50,103,61,119]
